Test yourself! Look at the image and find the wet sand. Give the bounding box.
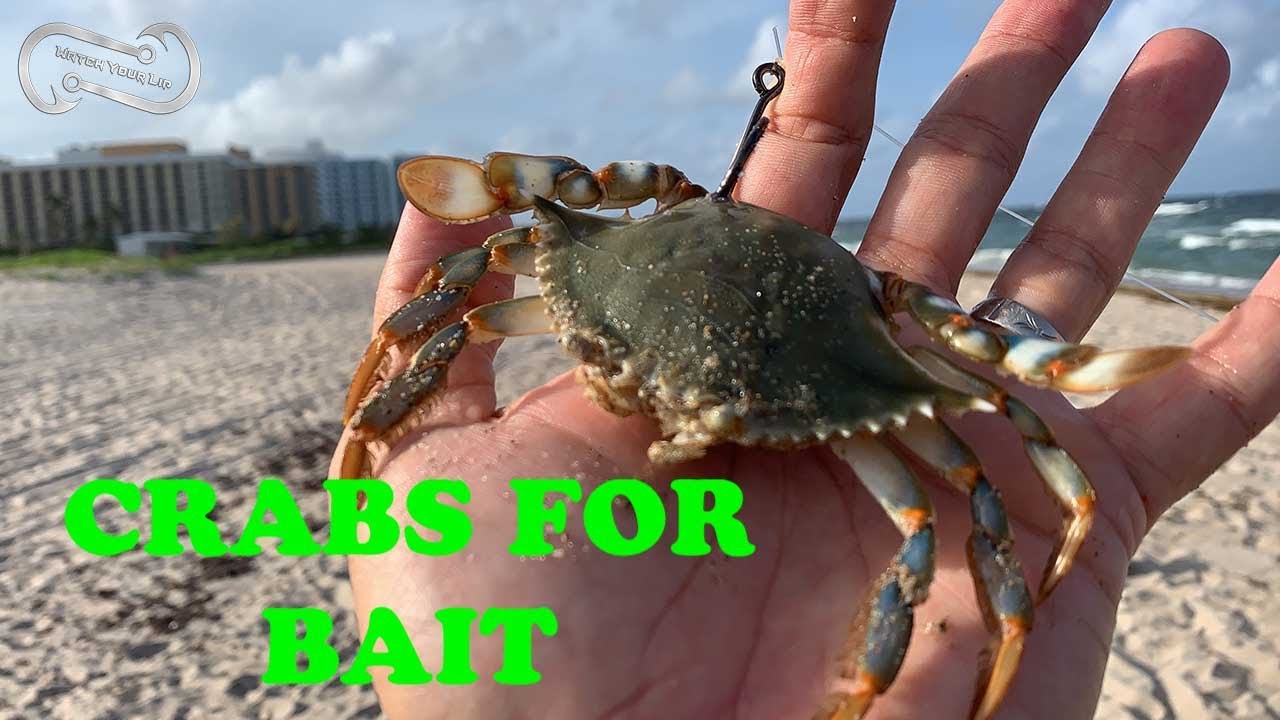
[1,255,1276,718]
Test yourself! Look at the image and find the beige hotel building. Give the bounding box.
[0,141,319,251]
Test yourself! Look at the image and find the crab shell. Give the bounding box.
[530,195,976,462]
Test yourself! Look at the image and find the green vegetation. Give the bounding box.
[0,224,396,278]
[184,233,393,264]
[0,248,195,277]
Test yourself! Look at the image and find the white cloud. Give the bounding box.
[187,13,535,153]
[1259,57,1280,87]
[191,31,407,152]
[1078,0,1280,125]
[728,17,785,99]
[656,17,785,109]
[1079,0,1230,93]
[1228,56,1280,126]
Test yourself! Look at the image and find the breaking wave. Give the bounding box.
[1179,233,1224,250]
[1128,268,1255,299]
[1154,201,1209,217]
[1223,218,1280,236]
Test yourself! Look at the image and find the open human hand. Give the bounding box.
[331,2,1279,718]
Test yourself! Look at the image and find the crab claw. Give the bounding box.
[878,273,1191,393]
[399,157,506,224]
[1046,344,1191,392]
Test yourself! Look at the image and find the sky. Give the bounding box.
[3,0,1278,218]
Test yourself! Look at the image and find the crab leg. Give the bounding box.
[343,227,538,423]
[339,295,553,479]
[821,435,936,720]
[397,152,707,224]
[909,347,1094,602]
[889,416,1034,720]
[876,272,1189,392]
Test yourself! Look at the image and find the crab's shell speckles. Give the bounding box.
[529,195,966,460]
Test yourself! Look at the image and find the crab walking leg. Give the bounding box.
[339,295,553,479]
[343,227,538,422]
[821,436,936,720]
[909,347,1095,602]
[875,272,1189,392]
[889,417,1034,720]
[397,152,707,224]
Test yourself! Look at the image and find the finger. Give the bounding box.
[1089,258,1280,525]
[372,204,512,335]
[857,0,1110,293]
[735,0,896,233]
[987,30,1229,342]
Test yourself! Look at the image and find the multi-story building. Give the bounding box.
[314,157,396,230]
[264,140,397,231]
[388,153,423,221]
[235,162,317,238]
[0,139,407,252]
[0,141,251,251]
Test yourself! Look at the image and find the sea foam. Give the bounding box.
[1129,268,1255,299]
[1154,201,1209,217]
[1179,233,1223,250]
[967,247,1014,272]
[1224,218,1280,236]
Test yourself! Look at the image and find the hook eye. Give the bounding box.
[751,62,785,99]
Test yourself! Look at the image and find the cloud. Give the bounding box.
[86,0,201,31]
[728,17,785,99]
[1228,56,1280,126]
[1078,0,1280,125]
[191,31,409,152]
[186,10,543,153]
[656,17,784,109]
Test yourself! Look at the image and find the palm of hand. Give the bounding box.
[337,3,1280,718]
[352,362,1139,720]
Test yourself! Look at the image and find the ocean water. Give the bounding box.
[833,190,1280,301]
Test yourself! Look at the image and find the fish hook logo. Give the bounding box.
[18,22,200,115]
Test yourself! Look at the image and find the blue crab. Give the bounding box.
[338,63,1188,720]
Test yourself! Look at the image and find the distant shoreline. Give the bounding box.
[962,268,1245,312]
[2,245,1247,314]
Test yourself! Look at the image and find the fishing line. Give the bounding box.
[770,26,1219,324]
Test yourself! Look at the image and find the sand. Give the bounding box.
[1,254,1276,719]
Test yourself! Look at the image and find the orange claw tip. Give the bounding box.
[337,437,367,481]
[397,156,503,224]
[823,670,879,720]
[1053,344,1191,393]
[1037,506,1095,605]
[344,336,387,423]
[971,620,1028,720]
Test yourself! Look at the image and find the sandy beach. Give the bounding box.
[1,254,1276,719]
